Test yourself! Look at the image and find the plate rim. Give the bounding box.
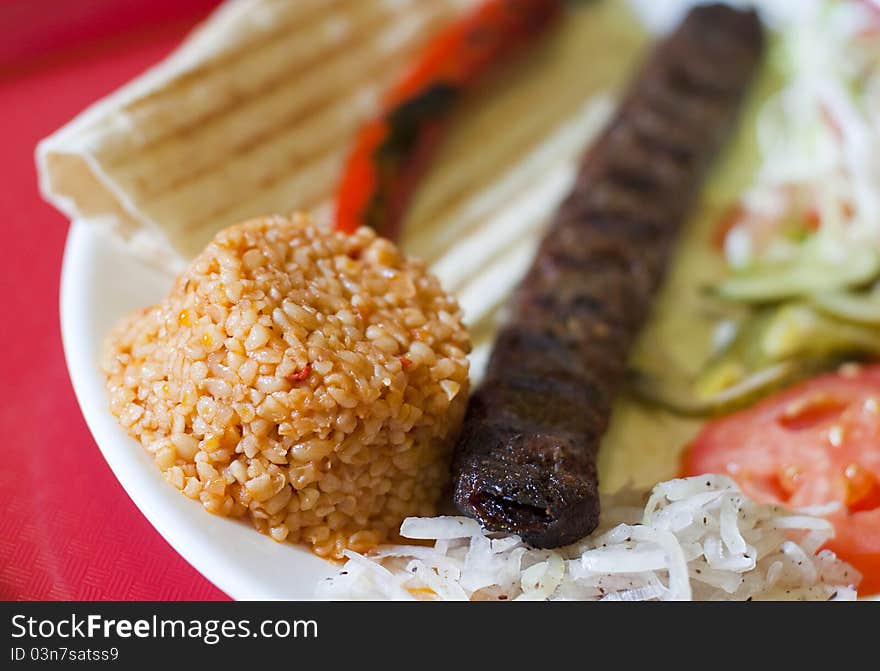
[59,220,334,601]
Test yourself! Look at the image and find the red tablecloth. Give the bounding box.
[0,0,228,600]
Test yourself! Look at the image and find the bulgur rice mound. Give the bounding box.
[101,214,471,559]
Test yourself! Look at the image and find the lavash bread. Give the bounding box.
[37,0,474,272]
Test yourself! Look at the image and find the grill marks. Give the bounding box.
[452,4,765,548]
[120,1,417,199]
[58,1,475,260]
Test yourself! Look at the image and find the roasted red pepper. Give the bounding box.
[335,0,564,239]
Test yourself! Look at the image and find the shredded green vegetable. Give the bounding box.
[713,244,880,303]
[670,0,880,415]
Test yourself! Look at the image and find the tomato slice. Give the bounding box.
[682,364,880,594]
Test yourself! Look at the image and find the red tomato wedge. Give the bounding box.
[682,364,880,595]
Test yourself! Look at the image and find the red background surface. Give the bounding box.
[0,0,229,600]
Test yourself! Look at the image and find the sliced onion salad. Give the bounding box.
[316,476,859,601]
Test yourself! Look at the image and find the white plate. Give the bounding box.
[60,221,879,603]
[60,220,336,600]
[58,1,864,602]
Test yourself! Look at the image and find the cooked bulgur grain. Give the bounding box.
[101,214,470,559]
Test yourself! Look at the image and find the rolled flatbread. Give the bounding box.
[37,0,474,271]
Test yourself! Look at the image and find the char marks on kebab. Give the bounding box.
[451,4,766,548]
